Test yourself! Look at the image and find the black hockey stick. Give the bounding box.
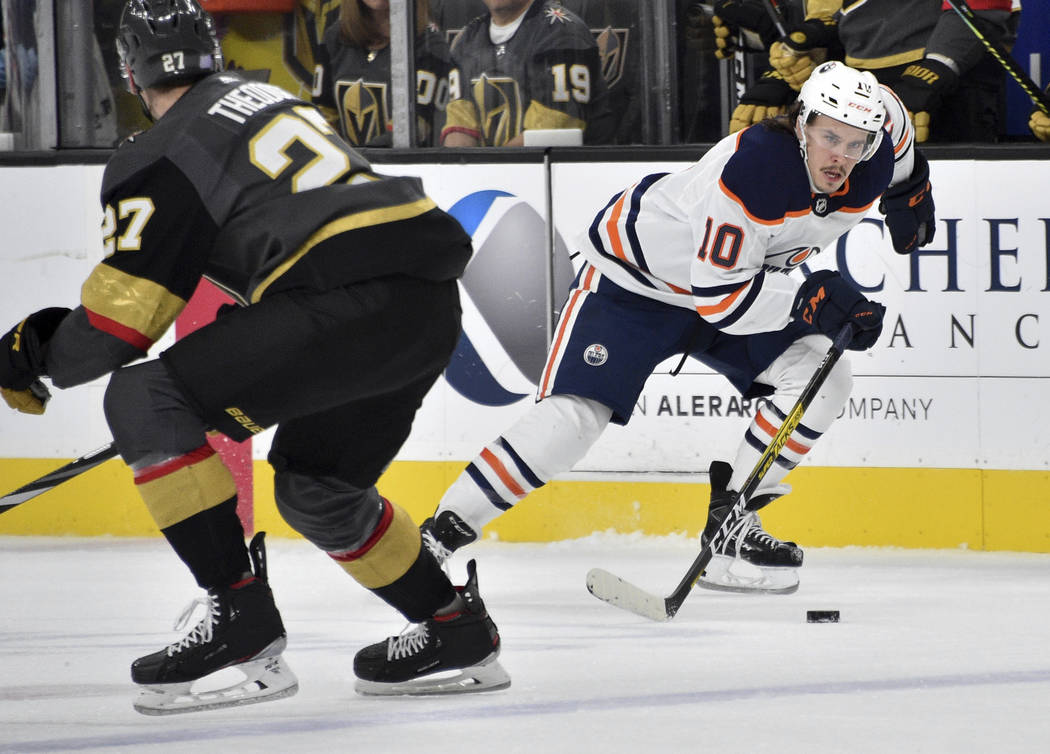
[760,0,788,38]
[0,442,119,515]
[586,323,854,621]
[944,0,1050,115]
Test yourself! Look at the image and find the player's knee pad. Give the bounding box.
[761,335,853,433]
[103,360,208,467]
[503,394,612,480]
[273,468,385,552]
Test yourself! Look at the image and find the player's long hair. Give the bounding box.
[761,101,802,139]
[340,0,433,51]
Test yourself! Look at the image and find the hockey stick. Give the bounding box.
[0,442,119,515]
[760,0,788,38]
[586,323,854,622]
[944,0,1050,115]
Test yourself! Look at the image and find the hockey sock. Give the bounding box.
[159,497,251,589]
[730,400,824,493]
[328,497,456,622]
[435,394,612,534]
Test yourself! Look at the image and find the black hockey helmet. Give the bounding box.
[116,0,223,93]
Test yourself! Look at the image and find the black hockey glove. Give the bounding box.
[712,0,779,58]
[730,69,796,132]
[793,271,885,351]
[891,58,958,143]
[879,151,936,255]
[0,307,69,414]
[779,16,838,54]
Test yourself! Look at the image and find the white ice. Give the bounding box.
[2,534,1048,753]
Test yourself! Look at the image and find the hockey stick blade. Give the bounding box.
[586,568,677,622]
[0,443,119,515]
[586,323,853,621]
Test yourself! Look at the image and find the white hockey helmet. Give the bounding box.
[797,61,885,161]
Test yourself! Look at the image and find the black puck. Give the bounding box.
[806,610,840,623]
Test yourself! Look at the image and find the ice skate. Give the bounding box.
[420,509,478,566]
[698,461,803,595]
[131,532,298,715]
[354,558,510,696]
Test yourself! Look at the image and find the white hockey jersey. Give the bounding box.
[578,86,915,336]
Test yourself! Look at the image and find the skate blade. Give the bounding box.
[354,652,511,697]
[133,653,299,715]
[696,555,800,595]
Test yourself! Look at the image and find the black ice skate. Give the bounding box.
[131,532,298,715]
[420,509,478,565]
[698,461,803,594]
[353,558,510,696]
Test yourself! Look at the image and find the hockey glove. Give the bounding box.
[729,70,796,133]
[768,40,826,91]
[892,58,958,143]
[712,1,779,59]
[793,270,885,351]
[2,381,52,415]
[779,16,838,54]
[0,307,70,390]
[879,151,936,255]
[1030,108,1050,142]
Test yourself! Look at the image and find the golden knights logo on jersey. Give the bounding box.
[335,80,388,145]
[593,27,629,88]
[473,75,523,147]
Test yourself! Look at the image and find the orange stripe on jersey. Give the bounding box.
[539,266,596,395]
[604,190,631,262]
[755,410,811,456]
[837,199,877,214]
[480,447,526,498]
[880,87,912,154]
[695,279,750,316]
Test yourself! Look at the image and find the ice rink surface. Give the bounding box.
[2,534,1048,753]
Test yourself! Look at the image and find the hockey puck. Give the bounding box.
[806,610,840,623]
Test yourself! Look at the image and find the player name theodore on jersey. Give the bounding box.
[207,78,300,124]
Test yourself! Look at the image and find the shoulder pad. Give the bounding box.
[721,126,810,223]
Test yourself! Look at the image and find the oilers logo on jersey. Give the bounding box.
[584,344,608,366]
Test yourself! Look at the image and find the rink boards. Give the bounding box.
[0,156,1047,551]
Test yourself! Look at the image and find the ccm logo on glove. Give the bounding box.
[793,270,885,351]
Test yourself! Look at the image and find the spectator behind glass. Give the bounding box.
[442,0,613,147]
[314,0,454,147]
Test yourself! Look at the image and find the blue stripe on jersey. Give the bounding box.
[624,172,668,274]
[692,280,748,298]
[710,272,766,331]
[498,437,544,489]
[465,462,515,511]
[588,194,670,292]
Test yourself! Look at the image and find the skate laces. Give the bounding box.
[716,511,757,559]
[166,594,220,656]
[387,623,432,660]
[743,515,779,548]
[421,529,454,566]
